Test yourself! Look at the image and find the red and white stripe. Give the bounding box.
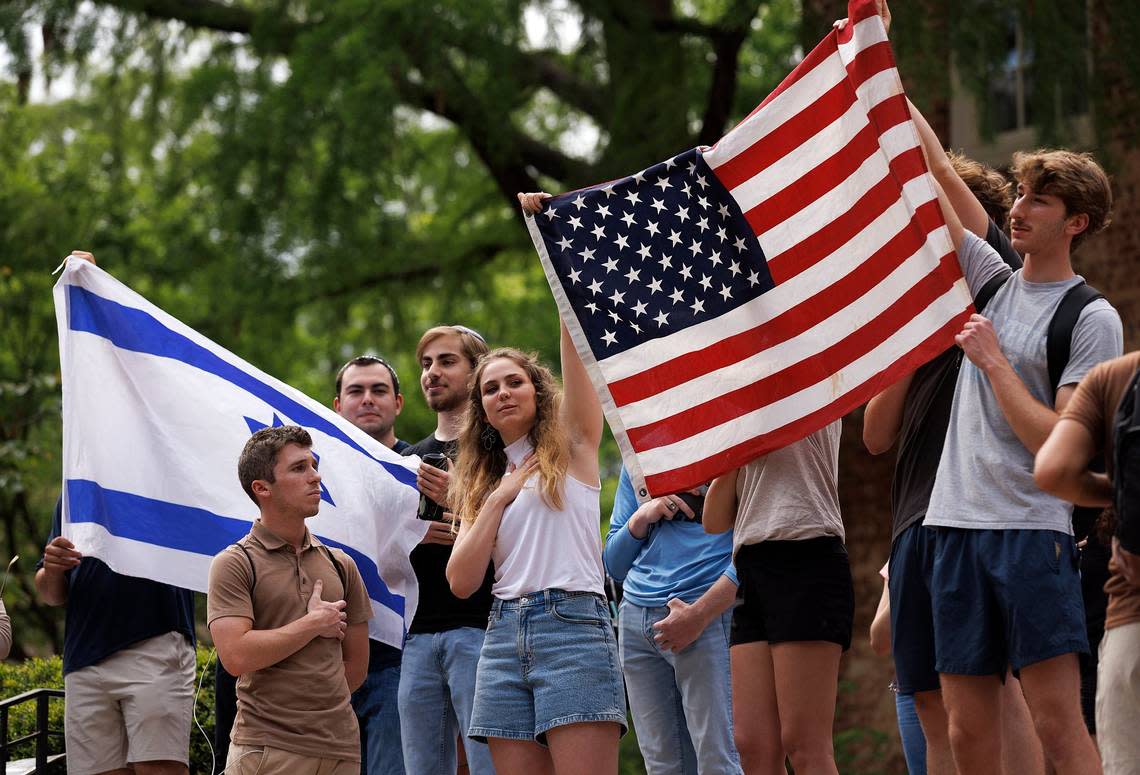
[549,0,971,498]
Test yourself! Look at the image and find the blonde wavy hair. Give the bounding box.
[448,348,570,523]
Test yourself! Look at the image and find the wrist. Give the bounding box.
[300,611,323,639]
[687,596,712,626]
[487,488,512,512]
[627,514,649,540]
[979,350,1011,377]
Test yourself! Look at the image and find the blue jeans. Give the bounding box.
[895,690,927,775]
[397,627,494,774]
[352,663,405,775]
[618,601,742,775]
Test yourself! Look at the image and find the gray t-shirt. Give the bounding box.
[925,232,1123,533]
[733,420,843,555]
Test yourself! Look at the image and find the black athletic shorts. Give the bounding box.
[731,535,854,650]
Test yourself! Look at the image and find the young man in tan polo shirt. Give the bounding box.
[1036,352,1140,774]
[208,425,373,774]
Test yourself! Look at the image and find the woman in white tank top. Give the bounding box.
[446,191,625,775]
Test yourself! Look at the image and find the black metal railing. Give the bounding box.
[0,688,65,772]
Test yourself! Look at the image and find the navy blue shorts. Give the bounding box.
[930,527,1088,676]
[889,523,940,695]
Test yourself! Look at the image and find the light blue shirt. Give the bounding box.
[603,468,737,607]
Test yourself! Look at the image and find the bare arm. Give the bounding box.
[908,98,989,238]
[560,319,603,481]
[932,176,967,254]
[517,191,603,481]
[703,468,740,534]
[1034,418,1112,507]
[34,536,82,607]
[341,622,369,693]
[446,517,500,600]
[863,372,915,455]
[34,568,68,607]
[447,457,539,598]
[210,578,347,676]
[869,579,891,656]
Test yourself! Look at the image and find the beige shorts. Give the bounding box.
[64,631,195,775]
[227,744,358,775]
[1097,621,1140,775]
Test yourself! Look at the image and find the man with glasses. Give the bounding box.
[399,325,496,775]
[335,354,410,774]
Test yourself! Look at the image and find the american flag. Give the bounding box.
[526,0,972,500]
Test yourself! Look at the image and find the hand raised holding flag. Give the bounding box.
[518,192,552,215]
[835,0,890,33]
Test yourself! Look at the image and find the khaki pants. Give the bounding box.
[1097,621,1140,775]
[226,744,358,775]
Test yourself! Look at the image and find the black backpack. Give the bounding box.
[1111,367,1140,554]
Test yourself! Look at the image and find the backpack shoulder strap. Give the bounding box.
[318,544,348,592]
[974,272,1010,313]
[1047,281,1104,397]
[234,541,257,589]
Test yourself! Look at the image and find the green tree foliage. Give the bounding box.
[0,0,799,653]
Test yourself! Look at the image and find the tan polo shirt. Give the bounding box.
[1061,351,1140,631]
[207,521,373,761]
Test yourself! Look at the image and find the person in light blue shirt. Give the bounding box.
[604,467,742,775]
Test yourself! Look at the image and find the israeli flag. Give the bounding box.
[53,258,427,649]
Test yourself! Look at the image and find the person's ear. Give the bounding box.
[1066,212,1090,238]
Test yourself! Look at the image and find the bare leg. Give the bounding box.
[912,689,957,775]
[1018,654,1102,775]
[1001,675,1045,775]
[545,721,621,775]
[941,673,1003,775]
[131,762,189,775]
[770,641,841,775]
[488,738,555,775]
[730,642,784,775]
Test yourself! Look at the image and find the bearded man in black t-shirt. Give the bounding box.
[400,325,498,775]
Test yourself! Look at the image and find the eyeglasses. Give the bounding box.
[337,355,400,395]
[450,324,486,344]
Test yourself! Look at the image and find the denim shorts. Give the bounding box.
[467,589,627,746]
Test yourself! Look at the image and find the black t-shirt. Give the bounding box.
[889,221,1023,541]
[37,500,196,675]
[403,435,495,633]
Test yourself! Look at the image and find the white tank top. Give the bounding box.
[490,436,605,599]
